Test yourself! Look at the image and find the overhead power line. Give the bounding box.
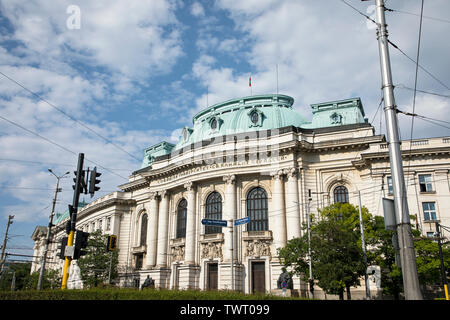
[0,114,128,180]
[387,40,450,91]
[0,70,141,163]
[386,7,450,24]
[395,84,450,99]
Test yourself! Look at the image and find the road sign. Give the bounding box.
[234,216,250,226]
[201,219,228,227]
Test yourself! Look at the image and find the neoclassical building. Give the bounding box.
[32,94,450,297]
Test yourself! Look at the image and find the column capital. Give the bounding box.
[283,167,298,178]
[184,181,195,191]
[149,191,159,201]
[158,190,169,198]
[223,174,236,185]
[271,169,285,180]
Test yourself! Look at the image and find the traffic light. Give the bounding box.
[309,278,314,294]
[58,237,68,260]
[72,170,87,194]
[73,230,89,259]
[88,166,101,197]
[106,235,117,251]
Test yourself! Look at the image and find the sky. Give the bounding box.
[0,0,449,261]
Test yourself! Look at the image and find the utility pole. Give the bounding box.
[358,190,370,300]
[37,169,70,290]
[0,215,14,275]
[306,190,313,298]
[374,0,423,299]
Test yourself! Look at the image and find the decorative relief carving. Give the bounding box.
[271,169,285,180]
[184,181,194,191]
[283,167,298,179]
[158,190,168,198]
[149,192,159,201]
[223,174,236,185]
[171,245,185,262]
[245,240,271,259]
[201,242,223,261]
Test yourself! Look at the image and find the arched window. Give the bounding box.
[334,186,349,204]
[205,192,223,234]
[176,198,187,238]
[140,213,148,246]
[247,187,268,231]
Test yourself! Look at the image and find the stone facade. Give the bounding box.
[31,95,450,298]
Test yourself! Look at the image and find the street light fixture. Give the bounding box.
[37,169,70,290]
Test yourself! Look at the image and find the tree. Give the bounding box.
[27,269,61,290]
[76,230,119,288]
[279,203,370,300]
[415,236,450,289]
[0,262,32,290]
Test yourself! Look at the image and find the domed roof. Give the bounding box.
[174,94,308,150]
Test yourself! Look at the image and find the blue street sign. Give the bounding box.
[201,219,228,227]
[234,216,250,226]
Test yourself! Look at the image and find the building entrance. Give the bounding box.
[251,261,265,293]
[207,263,218,290]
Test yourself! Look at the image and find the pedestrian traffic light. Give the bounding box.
[73,230,89,259]
[58,237,68,260]
[106,235,117,251]
[72,169,87,194]
[88,166,101,197]
[309,278,314,293]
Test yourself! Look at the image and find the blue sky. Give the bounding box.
[0,0,449,260]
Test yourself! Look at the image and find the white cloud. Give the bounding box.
[191,2,205,17]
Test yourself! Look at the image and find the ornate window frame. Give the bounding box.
[247,106,264,128]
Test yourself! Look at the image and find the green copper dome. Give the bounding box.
[174,94,308,150]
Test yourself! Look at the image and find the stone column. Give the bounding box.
[184,182,197,265]
[271,170,286,251]
[223,174,236,262]
[145,192,159,268]
[285,167,301,240]
[156,190,169,267]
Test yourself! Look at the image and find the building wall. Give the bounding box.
[31,128,450,297]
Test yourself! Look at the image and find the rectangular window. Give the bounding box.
[418,174,433,192]
[422,202,437,221]
[426,232,435,238]
[106,217,111,231]
[387,176,393,195]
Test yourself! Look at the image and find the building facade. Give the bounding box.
[31,94,450,298]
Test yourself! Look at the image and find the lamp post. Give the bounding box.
[37,169,70,290]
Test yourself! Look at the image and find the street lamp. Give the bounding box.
[37,169,70,290]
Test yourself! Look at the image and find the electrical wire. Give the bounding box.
[406,0,424,183]
[395,84,450,99]
[388,40,450,91]
[0,70,141,163]
[386,7,450,25]
[0,114,128,180]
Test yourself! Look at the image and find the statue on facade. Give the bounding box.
[277,268,293,289]
[141,275,155,290]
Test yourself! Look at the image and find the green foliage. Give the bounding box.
[0,288,310,300]
[414,237,450,286]
[279,203,369,299]
[76,230,119,288]
[26,269,61,290]
[0,262,32,290]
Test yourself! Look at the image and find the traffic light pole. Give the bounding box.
[61,153,84,290]
[375,0,422,299]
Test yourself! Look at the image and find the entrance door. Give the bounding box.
[207,263,218,290]
[251,262,265,293]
